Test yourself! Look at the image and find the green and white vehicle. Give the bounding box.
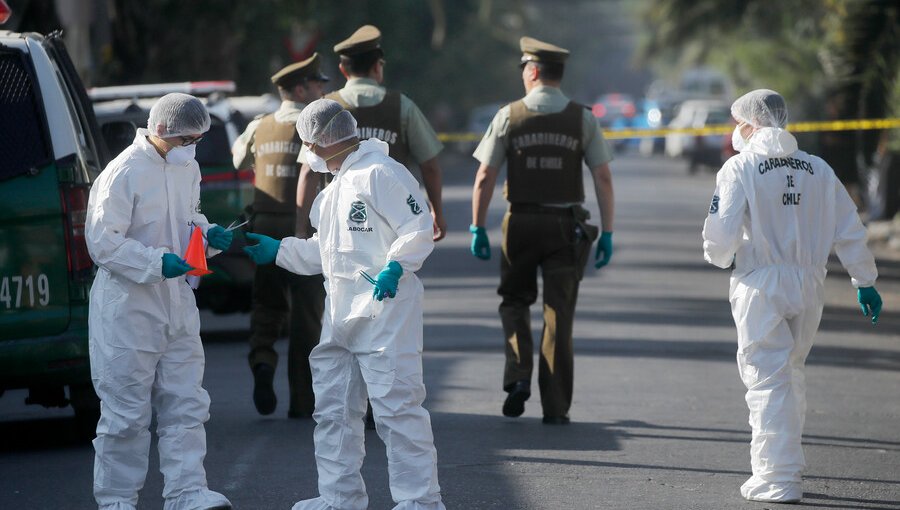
[0,28,109,432]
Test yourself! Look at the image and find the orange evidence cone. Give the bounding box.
[183,225,213,276]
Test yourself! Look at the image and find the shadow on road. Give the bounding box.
[0,415,92,452]
[802,492,900,510]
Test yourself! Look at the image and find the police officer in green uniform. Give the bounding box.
[296,24,446,242]
[232,53,328,418]
[470,37,615,425]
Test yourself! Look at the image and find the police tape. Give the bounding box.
[436,118,900,142]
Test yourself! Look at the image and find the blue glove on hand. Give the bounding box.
[594,231,613,269]
[373,261,403,301]
[206,226,233,251]
[161,253,193,278]
[470,225,490,260]
[857,286,882,325]
[243,232,281,265]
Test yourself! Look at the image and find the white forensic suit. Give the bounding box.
[85,129,230,510]
[702,127,877,502]
[275,139,445,510]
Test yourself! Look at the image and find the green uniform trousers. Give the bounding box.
[499,206,592,418]
[248,212,325,416]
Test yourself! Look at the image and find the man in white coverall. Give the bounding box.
[243,98,445,510]
[86,93,233,510]
[702,89,883,504]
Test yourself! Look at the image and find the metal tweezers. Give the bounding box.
[224,218,249,232]
[195,219,249,240]
[359,270,377,286]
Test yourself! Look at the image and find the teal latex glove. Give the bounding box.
[161,253,193,278]
[373,261,403,301]
[243,232,281,265]
[594,231,613,269]
[857,286,882,324]
[470,225,490,260]
[206,226,233,251]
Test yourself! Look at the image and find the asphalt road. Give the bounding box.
[1,151,899,510]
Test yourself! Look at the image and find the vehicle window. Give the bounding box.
[195,118,231,167]
[707,110,731,125]
[0,51,51,181]
[44,36,108,175]
[101,121,137,156]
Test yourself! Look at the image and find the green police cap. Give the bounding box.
[271,52,330,87]
[334,25,382,56]
[519,36,569,64]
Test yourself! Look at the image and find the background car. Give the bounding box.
[591,93,636,129]
[90,82,276,313]
[609,98,665,154]
[664,99,732,173]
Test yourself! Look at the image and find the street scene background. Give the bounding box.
[1,0,899,509]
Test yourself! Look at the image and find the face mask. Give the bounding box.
[306,149,331,174]
[306,142,361,174]
[166,144,196,166]
[731,126,748,152]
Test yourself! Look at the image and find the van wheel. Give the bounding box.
[69,383,100,439]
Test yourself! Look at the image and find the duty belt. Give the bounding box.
[509,203,578,216]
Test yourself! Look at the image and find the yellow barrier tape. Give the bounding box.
[436,118,900,142]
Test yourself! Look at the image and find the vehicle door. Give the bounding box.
[0,33,100,339]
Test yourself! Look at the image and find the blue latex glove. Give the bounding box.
[470,225,490,260]
[857,286,882,325]
[243,232,281,265]
[373,261,403,301]
[594,231,613,269]
[161,253,193,278]
[206,226,233,251]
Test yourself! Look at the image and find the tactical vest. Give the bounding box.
[505,100,585,204]
[252,114,302,214]
[326,89,409,165]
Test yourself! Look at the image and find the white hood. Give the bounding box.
[744,127,798,157]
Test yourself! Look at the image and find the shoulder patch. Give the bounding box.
[709,195,719,214]
[406,194,423,215]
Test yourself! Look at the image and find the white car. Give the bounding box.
[664,99,731,161]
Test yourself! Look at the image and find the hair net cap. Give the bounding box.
[296,98,358,147]
[147,93,211,137]
[731,89,789,129]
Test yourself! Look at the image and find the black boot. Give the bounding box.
[502,380,531,417]
[252,363,277,415]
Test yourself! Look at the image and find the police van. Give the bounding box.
[0,26,109,433]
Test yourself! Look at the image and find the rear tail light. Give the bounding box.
[60,184,93,280]
[0,1,11,25]
[237,169,254,183]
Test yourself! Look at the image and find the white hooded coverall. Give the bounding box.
[85,129,230,510]
[702,127,877,502]
[275,139,444,510]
